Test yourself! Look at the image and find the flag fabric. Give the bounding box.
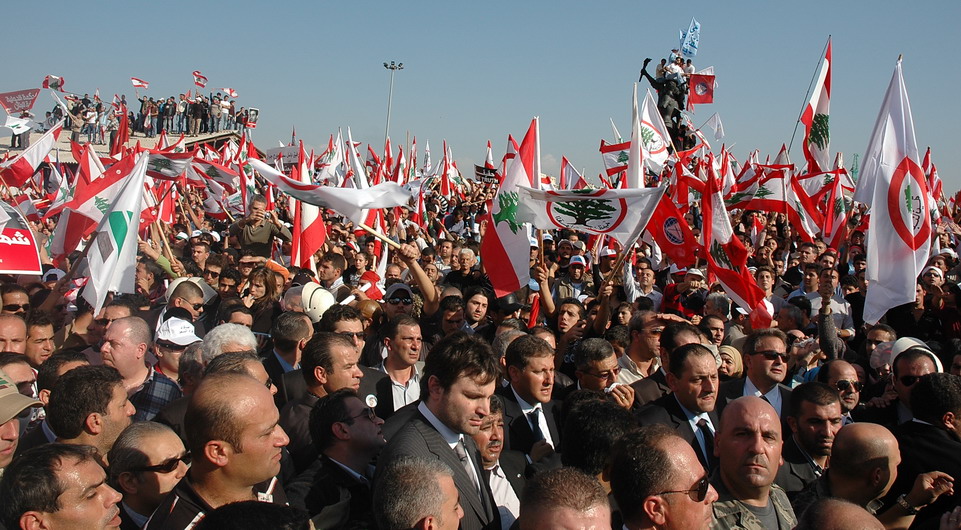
[316,130,346,185]
[130,77,149,89]
[600,139,630,177]
[0,121,64,188]
[800,38,832,173]
[822,170,851,250]
[42,75,66,92]
[704,113,725,140]
[639,89,673,174]
[249,159,411,225]
[192,71,208,88]
[559,156,587,190]
[290,142,326,272]
[222,88,238,99]
[680,18,701,58]
[516,186,664,249]
[484,141,495,170]
[83,153,149,313]
[481,118,539,297]
[146,151,192,181]
[701,158,772,328]
[0,201,41,275]
[624,84,644,189]
[3,116,32,135]
[921,147,944,206]
[854,59,931,324]
[688,74,715,106]
[646,192,699,268]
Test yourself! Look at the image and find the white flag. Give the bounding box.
[856,60,931,324]
[640,89,672,174]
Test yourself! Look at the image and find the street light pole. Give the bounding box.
[383,60,403,149]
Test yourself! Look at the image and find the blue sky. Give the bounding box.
[8,1,961,192]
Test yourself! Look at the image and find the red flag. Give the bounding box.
[688,74,715,105]
[646,193,698,268]
[192,71,208,88]
[290,142,326,271]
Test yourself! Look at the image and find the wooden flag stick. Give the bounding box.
[357,222,401,250]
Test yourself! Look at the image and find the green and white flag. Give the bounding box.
[82,153,149,314]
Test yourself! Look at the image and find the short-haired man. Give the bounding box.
[816,359,862,423]
[637,343,720,472]
[631,321,702,407]
[145,373,290,529]
[48,365,136,460]
[286,389,385,526]
[717,329,793,418]
[263,311,313,400]
[712,396,797,529]
[0,314,26,354]
[162,279,207,326]
[373,456,464,530]
[775,382,843,498]
[317,252,347,294]
[280,333,364,473]
[228,194,292,258]
[0,443,123,529]
[108,422,189,528]
[518,467,611,529]
[610,424,719,530]
[563,338,635,409]
[617,311,665,384]
[375,314,425,418]
[17,352,88,455]
[378,332,500,530]
[23,311,55,369]
[0,368,42,472]
[101,316,182,421]
[497,334,562,465]
[470,394,525,529]
[562,398,639,488]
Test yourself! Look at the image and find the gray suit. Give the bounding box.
[377,409,499,530]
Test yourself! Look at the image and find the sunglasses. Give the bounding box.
[94,317,119,327]
[899,375,923,387]
[131,453,191,474]
[343,406,378,423]
[239,262,257,268]
[204,269,221,278]
[658,475,710,502]
[337,331,365,340]
[387,297,413,305]
[835,379,863,393]
[3,304,30,312]
[179,297,204,311]
[753,350,789,362]
[644,327,665,335]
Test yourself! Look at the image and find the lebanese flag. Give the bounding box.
[438,141,453,198]
[855,59,931,324]
[111,106,129,157]
[624,84,644,189]
[688,73,715,105]
[921,147,944,205]
[130,77,149,89]
[481,118,539,297]
[559,156,587,190]
[193,71,208,88]
[701,157,772,328]
[222,88,238,99]
[639,89,673,174]
[146,151,192,181]
[647,192,698,268]
[499,135,519,183]
[822,169,851,250]
[800,38,831,173]
[484,141,496,170]
[0,121,63,188]
[600,139,630,177]
[12,195,40,223]
[290,142,326,272]
[42,75,66,92]
[316,130,346,186]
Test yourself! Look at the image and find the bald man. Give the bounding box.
[0,314,26,353]
[794,498,884,530]
[144,373,290,529]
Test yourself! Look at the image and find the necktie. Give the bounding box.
[454,438,480,492]
[696,418,717,470]
[527,407,545,442]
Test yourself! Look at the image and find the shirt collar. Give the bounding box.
[272,350,298,373]
[744,375,780,403]
[674,394,711,424]
[418,401,463,446]
[510,385,541,415]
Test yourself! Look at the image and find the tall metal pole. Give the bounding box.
[383,61,404,149]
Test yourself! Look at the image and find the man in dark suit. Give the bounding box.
[286,388,385,528]
[279,333,364,474]
[716,328,793,420]
[636,343,720,473]
[371,314,425,420]
[470,394,525,529]
[377,332,500,530]
[496,334,562,465]
[263,312,313,408]
[556,338,635,410]
[631,321,702,407]
[775,382,843,499]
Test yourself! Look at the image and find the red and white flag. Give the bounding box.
[221,88,238,99]
[800,38,832,173]
[0,121,63,188]
[130,77,149,89]
[646,192,698,268]
[145,151,192,181]
[193,71,208,88]
[600,139,630,177]
[624,84,644,189]
[854,59,931,324]
[639,89,673,174]
[290,142,326,272]
[559,156,587,190]
[484,140,496,170]
[688,73,715,106]
[42,75,66,92]
[481,118,539,297]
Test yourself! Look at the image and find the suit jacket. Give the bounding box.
[286,454,374,529]
[377,410,499,530]
[495,449,528,496]
[774,434,819,499]
[155,395,190,444]
[279,392,320,475]
[372,361,424,421]
[630,369,671,407]
[15,421,53,458]
[635,393,719,472]
[887,420,961,527]
[715,377,793,419]
[262,352,289,409]
[495,385,562,455]
[277,367,384,410]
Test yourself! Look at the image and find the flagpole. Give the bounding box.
[0,173,37,224]
[357,222,401,250]
[788,35,831,154]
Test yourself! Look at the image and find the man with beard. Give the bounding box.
[470,394,526,529]
[712,396,797,529]
[775,382,843,499]
[464,287,491,331]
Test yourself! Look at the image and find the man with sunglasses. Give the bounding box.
[564,338,635,410]
[862,338,942,428]
[0,284,30,315]
[610,424,718,530]
[286,389,385,527]
[816,360,863,423]
[712,396,797,529]
[108,422,190,528]
[717,329,793,419]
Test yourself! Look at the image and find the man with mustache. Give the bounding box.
[471,394,526,529]
[711,396,797,529]
[775,382,843,499]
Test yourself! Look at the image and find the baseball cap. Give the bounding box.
[542,233,554,241]
[940,248,958,259]
[599,248,617,258]
[0,369,41,425]
[384,283,413,300]
[669,263,687,276]
[686,268,705,278]
[569,255,587,268]
[43,268,66,283]
[156,317,201,347]
[530,237,539,247]
[572,240,586,251]
[496,293,524,313]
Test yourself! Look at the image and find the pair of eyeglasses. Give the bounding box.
[338,331,365,340]
[131,453,191,474]
[644,327,665,335]
[753,350,789,362]
[387,297,413,305]
[180,297,204,311]
[835,379,863,392]
[343,407,378,423]
[204,269,221,278]
[95,317,118,327]
[3,304,30,312]
[657,475,710,502]
[239,262,257,268]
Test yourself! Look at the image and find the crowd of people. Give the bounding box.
[0,102,960,529]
